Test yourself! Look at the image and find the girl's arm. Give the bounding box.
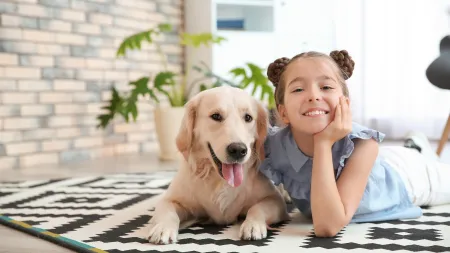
[311,137,378,237]
[310,96,379,237]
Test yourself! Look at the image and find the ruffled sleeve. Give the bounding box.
[258,126,284,185]
[336,122,386,176]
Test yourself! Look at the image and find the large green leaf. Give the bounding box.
[229,63,275,109]
[154,71,176,89]
[116,23,173,57]
[96,87,126,129]
[96,77,158,128]
[153,71,177,105]
[125,77,153,122]
[129,77,151,96]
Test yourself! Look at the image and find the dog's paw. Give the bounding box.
[277,184,292,203]
[239,219,267,240]
[147,219,179,245]
[281,190,292,203]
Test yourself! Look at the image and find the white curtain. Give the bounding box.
[335,0,450,140]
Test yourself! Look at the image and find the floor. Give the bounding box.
[0,141,449,253]
[0,153,180,253]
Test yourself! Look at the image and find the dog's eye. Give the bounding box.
[210,113,223,122]
[244,114,253,122]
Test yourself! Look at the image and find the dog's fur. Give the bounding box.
[147,86,289,244]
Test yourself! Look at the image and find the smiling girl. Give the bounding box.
[260,50,450,237]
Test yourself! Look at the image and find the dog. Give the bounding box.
[146,86,289,244]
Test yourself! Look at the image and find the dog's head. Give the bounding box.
[176,86,268,187]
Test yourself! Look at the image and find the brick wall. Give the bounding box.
[0,0,183,169]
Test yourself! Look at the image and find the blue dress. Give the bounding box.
[259,122,423,223]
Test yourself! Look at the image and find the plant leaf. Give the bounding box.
[153,71,176,105]
[181,33,227,47]
[129,77,151,95]
[199,83,208,92]
[148,89,159,103]
[229,67,247,77]
[127,102,138,122]
[116,23,172,57]
[154,71,176,89]
[96,87,126,129]
[158,23,172,32]
[229,63,276,109]
[96,76,162,128]
[125,76,154,121]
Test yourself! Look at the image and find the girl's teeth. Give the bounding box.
[305,111,326,116]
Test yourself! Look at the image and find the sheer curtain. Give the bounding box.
[335,0,450,140]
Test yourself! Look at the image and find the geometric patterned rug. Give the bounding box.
[1,171,449,253]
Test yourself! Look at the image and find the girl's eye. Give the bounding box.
[293,88,303,93]
[322,85,334,90]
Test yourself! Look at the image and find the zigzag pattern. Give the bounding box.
[1,172,449,253]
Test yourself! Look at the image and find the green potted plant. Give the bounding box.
[96,23,276,161]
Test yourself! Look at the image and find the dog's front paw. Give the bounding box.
[239,219,267,240]
[147,218,179,244]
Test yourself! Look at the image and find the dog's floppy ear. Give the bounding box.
[255,101,269,159]
[176,97,198,159]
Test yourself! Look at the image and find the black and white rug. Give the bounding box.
[0,171,449,253]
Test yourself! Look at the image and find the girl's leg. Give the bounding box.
[380,132,450,207]
[403,131,450,205]
[425,160,450,205]
[380,146,430,206]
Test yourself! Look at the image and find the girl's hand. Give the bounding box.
[314,96,352,146]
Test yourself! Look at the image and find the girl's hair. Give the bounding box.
[267,50,355,107]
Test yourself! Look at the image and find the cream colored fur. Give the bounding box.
[147,86,289,244]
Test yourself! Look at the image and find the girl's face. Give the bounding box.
[278,57,345,135]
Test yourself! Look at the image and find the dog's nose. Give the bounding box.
[226,142,247,160]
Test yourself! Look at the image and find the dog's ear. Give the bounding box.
[176,98,198,159]
[255,101,269,159]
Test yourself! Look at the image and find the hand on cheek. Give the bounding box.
[314,96,352,145]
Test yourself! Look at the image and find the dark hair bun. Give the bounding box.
[330,50,355,79]
[267,57,290,87]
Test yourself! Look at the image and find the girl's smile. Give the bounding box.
[302,108,330,117]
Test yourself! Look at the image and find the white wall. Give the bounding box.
[335,0,450,140]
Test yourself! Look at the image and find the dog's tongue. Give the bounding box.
[222,163,243,187]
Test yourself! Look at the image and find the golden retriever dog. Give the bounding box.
[147,86,289,244]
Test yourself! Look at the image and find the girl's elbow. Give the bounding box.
[313,218,349,237]
[314,225,342,237]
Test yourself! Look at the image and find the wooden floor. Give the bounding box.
[0,142,449,253]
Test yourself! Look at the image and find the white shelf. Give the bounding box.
[216,2,274,32]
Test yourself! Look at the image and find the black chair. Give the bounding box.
[426,35,450,156]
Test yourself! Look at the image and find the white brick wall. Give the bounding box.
[0,0,183,168]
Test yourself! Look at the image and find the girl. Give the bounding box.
[260,50,450,237]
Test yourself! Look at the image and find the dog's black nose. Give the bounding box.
[226,142,247,160]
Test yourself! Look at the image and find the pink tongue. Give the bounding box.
[222,163,243,187]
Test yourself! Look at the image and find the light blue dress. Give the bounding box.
[259,122,423,223]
